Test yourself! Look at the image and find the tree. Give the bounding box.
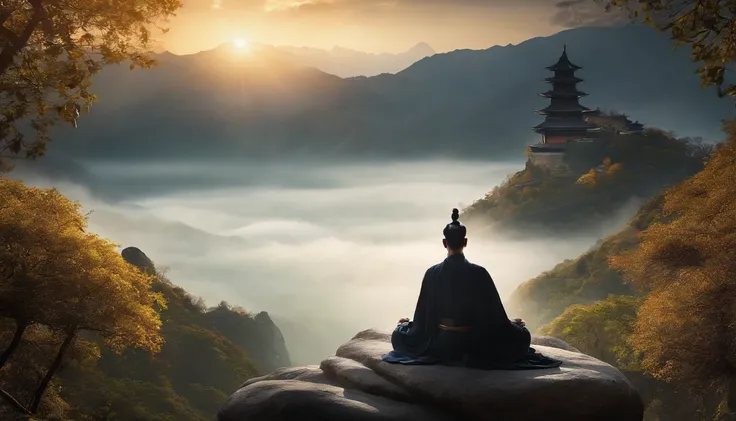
[611,122,736,417]
[26,231,166,413]
[576,168,598,186]
[0,322,99,419]
[603,0,736,102]
[0,179,165,415]
[0,0,181,168]
[0,178,86,371]
[540,295,641,369]
[598,1,736,416]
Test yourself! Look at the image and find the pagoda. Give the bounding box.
[529,45,598,154]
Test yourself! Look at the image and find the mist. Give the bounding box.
[16,158,635,365]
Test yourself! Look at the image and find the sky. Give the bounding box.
[157,0,621,54]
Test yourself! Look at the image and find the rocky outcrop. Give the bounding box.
[121,246,157,274]
[205,309,292,374]
[218,329,643,421]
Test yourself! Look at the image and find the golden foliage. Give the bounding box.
[0,178,165,415]
[576,168,598,186]
[0,0,182,166]
[607,162,623,177]
[0,178,165,351]
[540,295,641,369]
[611,122,736,405]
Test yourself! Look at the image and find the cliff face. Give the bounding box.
[204,307,292,374]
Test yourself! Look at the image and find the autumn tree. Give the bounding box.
[0,0,181,168]
[540,295,641,369]
[0,179,165,416]
[0,178,86,371]
[576,168,598,186]
[611,122,736,417]
[0,322,100,419]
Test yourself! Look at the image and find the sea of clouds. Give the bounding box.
[15,158,635,364]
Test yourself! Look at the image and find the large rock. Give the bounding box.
[218,329,644,421]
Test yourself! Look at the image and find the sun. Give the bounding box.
[232,38,250,51]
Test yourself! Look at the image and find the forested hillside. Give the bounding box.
[463,118,712,236]
[0,180,289,421]
[514,123,736,419]
[506,193,664,329]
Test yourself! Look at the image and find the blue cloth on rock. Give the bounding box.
[381,347,563,370]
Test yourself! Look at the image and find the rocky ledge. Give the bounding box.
[217,329,644,421]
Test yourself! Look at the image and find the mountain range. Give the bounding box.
[47,23,734,164]
[252,42,436,77]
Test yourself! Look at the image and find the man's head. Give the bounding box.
[442,208,467,253]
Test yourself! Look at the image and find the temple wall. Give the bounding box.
[529,152,571,176]
[544,136,569,143]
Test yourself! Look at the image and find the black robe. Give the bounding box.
[390,254,532,367]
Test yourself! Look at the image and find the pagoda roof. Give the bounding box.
[539,89,588,98]
[546,45,582,71]
[533,119,598,131]
[545,75,583,84]
[535,103,591,114]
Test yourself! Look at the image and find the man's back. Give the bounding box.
[427,254,509,332]
[384,209,553,368]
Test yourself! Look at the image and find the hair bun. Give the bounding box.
[451,208,459,222]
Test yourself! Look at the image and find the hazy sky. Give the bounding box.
[159,0,619,54]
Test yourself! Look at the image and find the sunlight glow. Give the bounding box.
[232,38,250,50]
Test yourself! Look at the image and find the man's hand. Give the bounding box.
[398,317,410,324]
[512,318,526,328]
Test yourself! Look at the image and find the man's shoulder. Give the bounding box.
[465,261,491,276]
[425,259,489,275]
[425,262,444,273]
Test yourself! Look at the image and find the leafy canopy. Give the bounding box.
[611,122,736,405]
[0,0,181,167]
[539,295,641,370]
[0,178,165,353]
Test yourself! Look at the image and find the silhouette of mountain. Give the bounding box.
[49,24,733,163]
[269,42,436,77]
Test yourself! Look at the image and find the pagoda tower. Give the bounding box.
[530,45,598,154]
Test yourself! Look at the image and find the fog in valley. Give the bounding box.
[16,158,638,365]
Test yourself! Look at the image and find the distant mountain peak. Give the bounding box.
[407,42,435,56]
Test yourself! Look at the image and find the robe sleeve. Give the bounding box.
[411,267,435,336]
[475,267,510,329]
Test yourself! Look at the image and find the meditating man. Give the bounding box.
[383,209,561,369]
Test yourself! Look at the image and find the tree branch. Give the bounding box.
[0,1,45,75]
[0,10,11,30]
[0,387,31,415]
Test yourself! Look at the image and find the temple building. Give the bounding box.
[530,45,599,157]
[585,109,645,135]
[525,46,648,176]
